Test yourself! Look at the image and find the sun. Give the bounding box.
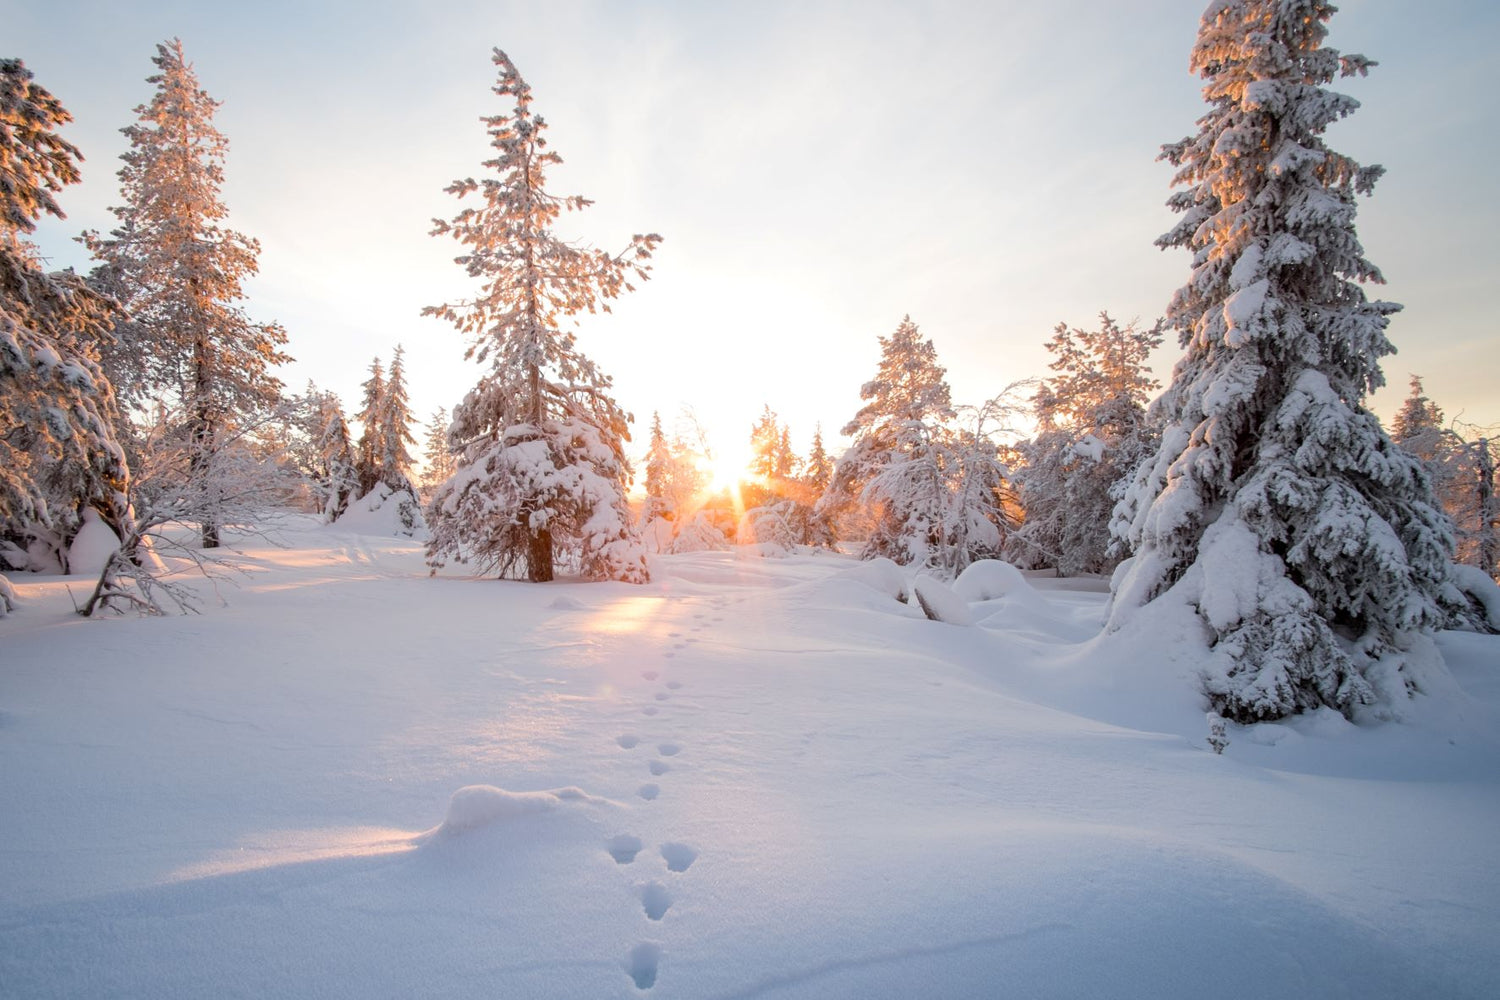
[706,443,757,495]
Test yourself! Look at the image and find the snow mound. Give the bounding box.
[1449,563,1500,632]
[337,484,427,538]
[549,595,587,611]
[66,508,120,579]
[835,557,909,602]
[431,784,601,836]
[911,574,973,625]
[953,559,1035,602]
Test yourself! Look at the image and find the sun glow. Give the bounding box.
[706,445,758,495]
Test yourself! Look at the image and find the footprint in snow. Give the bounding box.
[648,760,670,776]
[666,681,683,690]
[627,942,661,990]
[617,734,640,749]
[640,881,672,921]
[637,783,660,801]
[655,692,670,701]
[608,834,644,864]
[641,706,659,716]
[657,743,680,757]
[661,842,698,872]
[642,670,659,681]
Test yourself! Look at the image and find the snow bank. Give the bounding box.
[336,484,426,538]
[953,559,1034,602]
[66,508,120,578]
[834,556,909,602]
[1450,563,1500,632]
[429,784,604,836]
[911,574,973,625]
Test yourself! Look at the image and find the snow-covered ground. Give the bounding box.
[2,517,1497,999]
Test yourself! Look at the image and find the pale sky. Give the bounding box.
[13,0,1500,474]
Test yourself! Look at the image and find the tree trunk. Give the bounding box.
[528,526,554,582]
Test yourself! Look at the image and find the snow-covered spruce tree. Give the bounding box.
[376,345,418,495]
[354,357,385,497]
[1108,0,1451,722]
[424,49,659,583]
[641,411,671,523]
[312,391,358,521]
[1,59,132,599]
[85,39,289,548]
[421,406,455,495]
[822,316,957,569]
[1011,313,1162,576]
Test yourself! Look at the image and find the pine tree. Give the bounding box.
[1,59,132,602]
[1390,375,1448,466]
[354,357,384,496]
[1011,313,1162,576]
[377,345,417,494]
[85,39,290,548]
[642,410,671,522]
[312,391,358,521]
[1108,0,1451,723]
[804,424,833,495]
[822,316,957,567]
[422,406,455,493]
[423,49,660,583]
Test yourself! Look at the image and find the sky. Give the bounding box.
[12,0,1500,475]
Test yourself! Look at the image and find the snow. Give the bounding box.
[1,515,1497,998]
[64,507,120,579]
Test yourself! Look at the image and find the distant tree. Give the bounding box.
[84,39,289,548]
[376,345,417,495]
[312,391,358,520]
[354,357,385,496]
[423,49,660,582]
[642,410,671,522]
[804,424,833,495]
[421,406,455,494]
[821,316,956,567]
[1108,0,1450,723]
[1011,313,1162,576]
[0,58,132,602]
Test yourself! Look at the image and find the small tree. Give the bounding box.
[312,391,358,520]
[1108,0,1450,723]
[424,49,659,582]
[421,406,455,495]
[1011,313,1162,576]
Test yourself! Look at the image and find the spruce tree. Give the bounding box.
[354,357,384,496]
[1,59,131,600]
[85,39,289,548]
[424,49,660,582]
[1109,0,1451,722]
[421,406,455,493]
[822,316,957,567]
[377,345,417,494]
[312,392,358,521]
[1012,313,1162,576]
[642,411,670,522]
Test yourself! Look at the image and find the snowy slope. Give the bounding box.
[1,517,1497,999]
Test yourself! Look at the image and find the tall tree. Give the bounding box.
[1012,313,1162,576]
[85,39,289,548]
[642,410,671,522]
[1108,0,1450,722]
[424,49,660,582]
[1,59,131,602]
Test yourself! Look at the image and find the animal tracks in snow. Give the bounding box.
[660,842,698,873]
